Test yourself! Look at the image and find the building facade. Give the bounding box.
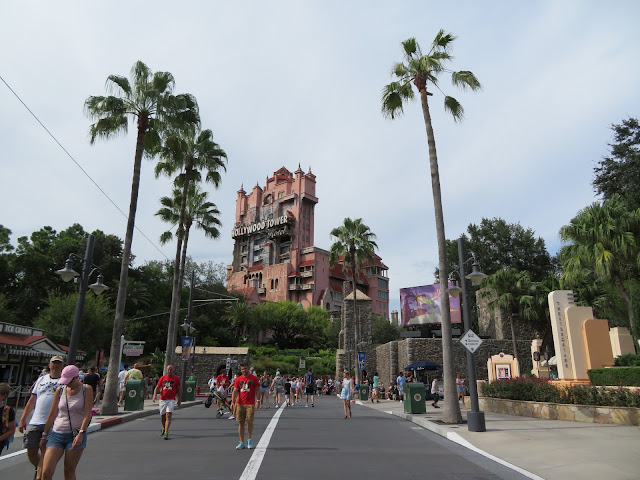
[227,166,390,317]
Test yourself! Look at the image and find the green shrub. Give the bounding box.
[481,378,640,408]
[587,367,640,386]
[614,353,640,367]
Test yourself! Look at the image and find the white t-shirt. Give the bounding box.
[29,374,61,425]
[118,369,127,388]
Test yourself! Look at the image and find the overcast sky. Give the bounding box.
[2,1,639,315]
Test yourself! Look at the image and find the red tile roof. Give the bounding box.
[247,264,264,271]
[329,279,343,292]
[299,259,314,267]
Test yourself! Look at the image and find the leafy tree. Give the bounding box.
[222,302,254,342]
[381,31,480,424]
[85,60,199,414]
[155,127,227,369]
[34,293,114,360]
[559,195,640,336]
[594,118,640,209]
[372,313,401,344]
[328,217,378,382]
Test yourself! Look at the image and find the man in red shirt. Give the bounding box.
[231,364,258,450]
[152,365,181,440]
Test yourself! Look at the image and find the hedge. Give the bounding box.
[587,367,640,386]
[481,377,640,408]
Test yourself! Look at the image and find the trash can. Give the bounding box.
[359,384,369,401]
[403,382,426,414]
[124,379,145,411]
[183,379,196,401]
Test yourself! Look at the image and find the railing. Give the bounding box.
[300,271,314,278]
[289,285,301,291]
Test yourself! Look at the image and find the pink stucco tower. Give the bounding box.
[227,166,389,317]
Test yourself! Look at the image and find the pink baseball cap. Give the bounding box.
[58,365,80,385]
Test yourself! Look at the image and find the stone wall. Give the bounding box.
[376,338,533,387]
[475,397,640,426]
[191,352,250,387]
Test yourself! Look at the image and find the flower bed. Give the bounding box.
[476,377,640,426]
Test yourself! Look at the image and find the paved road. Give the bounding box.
[1,395,531,479]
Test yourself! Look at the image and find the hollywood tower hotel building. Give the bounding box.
[227,166,390,317]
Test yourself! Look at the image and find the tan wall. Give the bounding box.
[583,319,615,369]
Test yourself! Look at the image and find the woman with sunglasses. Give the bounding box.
[40,365,93,480]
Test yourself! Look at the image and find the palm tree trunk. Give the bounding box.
[419,89,461,424]
[509,314,518,359]
[164,167,191,372]
[101,119,147,415]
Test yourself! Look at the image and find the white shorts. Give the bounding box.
[159,399,176,415]
[119,383,125,393]
[216,386,227,397]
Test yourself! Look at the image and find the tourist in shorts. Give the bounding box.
[152,365,181,440]
[231,364,258,450]
[304,368,315,407]
[257,371,270,409]
[18,355,64,480]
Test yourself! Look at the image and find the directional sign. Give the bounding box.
[459,329,483,354]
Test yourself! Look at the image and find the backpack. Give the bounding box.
[305,373,313,386]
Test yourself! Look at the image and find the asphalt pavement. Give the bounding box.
[2,394,531,480]
[2,394,638,479]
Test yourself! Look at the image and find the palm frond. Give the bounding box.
[401,37,419,58]
[88,115,128,143]
[431,29,457,53]
[381,81,414,119]
[444,95,464,122]
[159,230,174,245]
[451,71,482,91]
[105,75,131,96]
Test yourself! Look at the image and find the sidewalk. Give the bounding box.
[1,398,202,462]
[357,397,639,480]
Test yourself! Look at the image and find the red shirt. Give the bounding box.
[157,374,181,401]
[233,374,258,405]
[216,374,230,388]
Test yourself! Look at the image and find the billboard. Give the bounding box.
[399,284,461,326]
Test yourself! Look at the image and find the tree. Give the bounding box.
[328,218,378,383]
[594,118,640,209]
[85,60,199,415]
[559,195,640,336]
[480,268,532,358]
[372,313,401,344]
[381,31,480,423]
[155,127,226,369]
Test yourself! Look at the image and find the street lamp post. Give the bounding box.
[448,236,487,432]
[55,234,108,365]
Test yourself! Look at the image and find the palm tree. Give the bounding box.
[381,31,481,423]
[560,194,640,335]
[481,268,532,359]
[155,128,226,368]
[328,218,378,384]
[221,302,254,342]
[85,60,199,414]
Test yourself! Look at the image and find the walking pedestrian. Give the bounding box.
[304,368,315,407]
[396,372,406,402]
[152,365,181,440]
[371,372,380,403]
[0,383,16,456]
[82,367,101,404]
[340,370,354,418]
[431,375,440,408]
[40,365,93,480]
[456,374,465,403]
[18,355,64,480]
[257,371,270,409]
[271,371,284,406]
[117,364,129,407]
[231,364,258,450]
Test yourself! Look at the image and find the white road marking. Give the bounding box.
[239,402,286,480]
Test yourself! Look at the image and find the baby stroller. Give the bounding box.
[204,390,233,418]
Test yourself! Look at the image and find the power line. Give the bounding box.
[0,75,169,260]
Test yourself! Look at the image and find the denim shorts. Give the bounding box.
[47,430,87,450]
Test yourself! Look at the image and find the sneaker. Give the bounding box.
[236,442,245,450]
[229,415,235,420]
[311,403,314,407]
[163,432,169,440]
[247,439,253,449]
[160,429,165,436]
[305,404,308,408]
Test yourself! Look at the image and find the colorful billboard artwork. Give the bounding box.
[399,284,461,326]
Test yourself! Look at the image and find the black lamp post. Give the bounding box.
[180,270,196,396]
[447,236,488,432]
[55,234,108,365]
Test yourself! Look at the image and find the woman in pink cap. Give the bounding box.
[39,365,93,480]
